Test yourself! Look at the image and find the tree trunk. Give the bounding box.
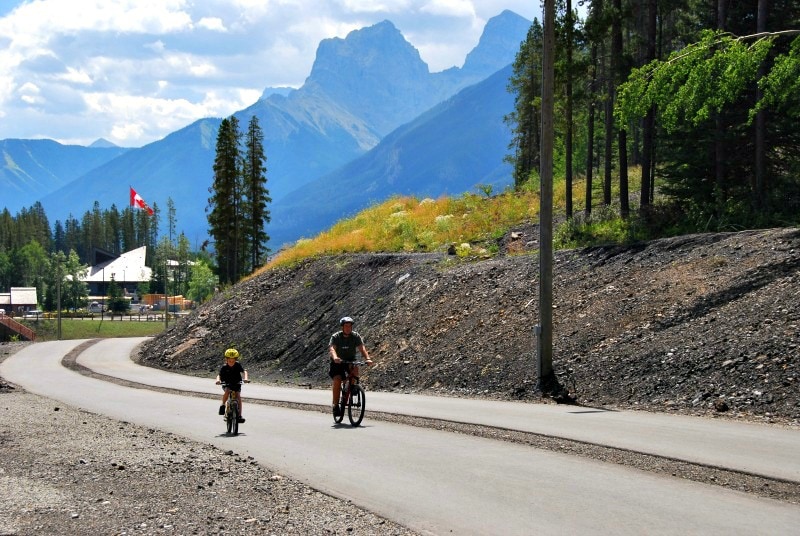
[613,0,629,218]
[565,0,574,219]
[640,0,658,212]
[754,0,768,210]
[603,39,613,207]
[714,0,727,218]
[586,43,598,217]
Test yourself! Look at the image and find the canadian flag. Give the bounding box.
[130,186,154,215]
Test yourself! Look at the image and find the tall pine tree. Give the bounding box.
[243,115,271,271]
[208,116,243,285]
[505,19,544,189]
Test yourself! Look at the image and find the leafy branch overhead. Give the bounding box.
[616,30,800,130]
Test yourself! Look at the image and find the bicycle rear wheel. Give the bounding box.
[348,385,365,427]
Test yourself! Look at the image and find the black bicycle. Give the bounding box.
[335,361,366,426]
[221,381,244,436]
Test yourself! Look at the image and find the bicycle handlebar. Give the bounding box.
[218,380,250,387]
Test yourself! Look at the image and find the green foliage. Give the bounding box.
[505,19,544,189]
[754,35,800,119]
[106,276,129,314]
[243,115,271,270]
[208,116,243,286]
[187,260,217,303]
[554,206,648,249]
[476,184,494,197]
[617,30,781,131]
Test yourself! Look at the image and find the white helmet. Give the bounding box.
[340,316,354,325]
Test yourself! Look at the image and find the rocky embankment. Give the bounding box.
[139,226,800,425]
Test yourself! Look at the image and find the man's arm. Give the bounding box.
[358,344,373,364]
[329,345,341,363]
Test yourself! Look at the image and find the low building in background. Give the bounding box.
[83,246,152,302]
[0,287,38,315]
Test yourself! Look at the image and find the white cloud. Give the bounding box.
[420,0,476,18]
[0,0,539,147]
[55,67,93,85]
[197,17,226,32]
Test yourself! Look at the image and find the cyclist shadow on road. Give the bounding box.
[331,423,372,430]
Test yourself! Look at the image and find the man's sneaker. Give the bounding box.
[218,405,225,415]
[237,416,245,423]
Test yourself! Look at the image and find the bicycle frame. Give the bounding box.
[335,361,366,426]
[222,382,242,435]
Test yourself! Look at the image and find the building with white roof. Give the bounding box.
[83,246,152,298]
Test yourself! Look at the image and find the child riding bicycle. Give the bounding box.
[215,348,250,423]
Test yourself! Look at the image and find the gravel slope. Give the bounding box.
[139,227,800,425]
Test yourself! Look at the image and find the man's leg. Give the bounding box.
[332,376,342,404]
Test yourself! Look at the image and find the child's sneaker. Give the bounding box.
[218,405,225,415]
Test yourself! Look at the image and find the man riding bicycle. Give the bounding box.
[329,316,372,417]
[215,348,250,423]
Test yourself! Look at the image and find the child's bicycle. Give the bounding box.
[335,361,366,427]
[221,381,244,436]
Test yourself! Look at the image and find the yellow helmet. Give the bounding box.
[224,348,240,360]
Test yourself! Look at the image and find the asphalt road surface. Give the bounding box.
[3,338,800,535]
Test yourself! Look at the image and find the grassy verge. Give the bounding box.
[18,318,166,341]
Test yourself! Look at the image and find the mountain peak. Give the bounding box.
[89,138,119,148]
[309,19,425,77]
[462,10,531,76]
[304,19,431,136]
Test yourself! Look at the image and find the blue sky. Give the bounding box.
[0,0,539,148]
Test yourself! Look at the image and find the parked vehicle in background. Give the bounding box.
[88,302,105,313]
[23,310,43,319]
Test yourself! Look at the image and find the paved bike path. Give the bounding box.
[4,339,800,536]
[66,337,800,484]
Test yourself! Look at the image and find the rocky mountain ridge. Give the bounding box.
[138,226,800,426]
[7,11,531,251]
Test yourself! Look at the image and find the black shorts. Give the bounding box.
[221,383,242,392]
[329,360,356,379]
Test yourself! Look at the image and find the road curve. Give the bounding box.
[2,339,799,535]
[75,337,800,484]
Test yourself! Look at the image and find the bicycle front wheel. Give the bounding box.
[227,401,239,436]
[348,385,365,427]
[334,392,345,424]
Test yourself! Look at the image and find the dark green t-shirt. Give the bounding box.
[329,331,364,361]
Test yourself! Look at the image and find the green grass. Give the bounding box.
[262,189,542,270]
[19,318,166,341]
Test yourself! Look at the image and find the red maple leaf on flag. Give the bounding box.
[130,186,154,215]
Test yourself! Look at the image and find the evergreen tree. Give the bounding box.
[505,19,545,189]
[242,115,271,271]
[106,275,128,317]
[208,116,244,285]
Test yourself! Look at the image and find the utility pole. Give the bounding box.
[537,0,556,392]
